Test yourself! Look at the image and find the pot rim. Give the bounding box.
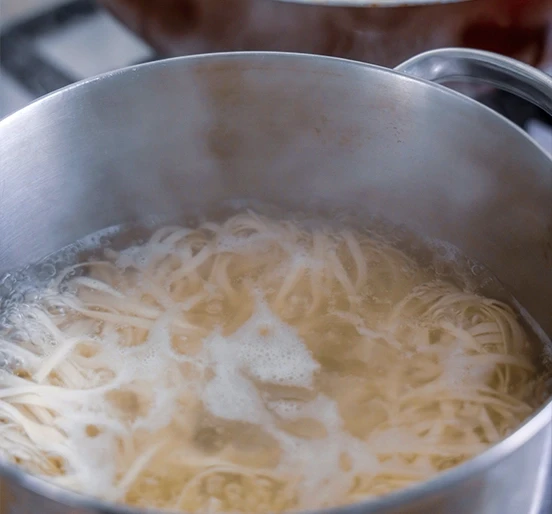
[0,50,551,514]
[2,50,551,158]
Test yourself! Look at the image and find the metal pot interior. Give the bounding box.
[0,53,551,514]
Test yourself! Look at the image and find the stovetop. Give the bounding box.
[0,3,551,514]
[0,0,153,117]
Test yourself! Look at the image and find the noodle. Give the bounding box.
[0,211,543,512]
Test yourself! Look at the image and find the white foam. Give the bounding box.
[443,352,495,387]
[200,303,379,505]
[216,233,272,254]
[203,351,268,425]
[116,242,172,270]
[267,399,302,418]
[272,395,379,506]
[133,387,178,432]
[201,300,319,423]
[237,302,319,388]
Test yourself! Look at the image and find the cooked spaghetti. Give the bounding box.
[0,211,542,512]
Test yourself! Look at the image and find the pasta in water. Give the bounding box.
[0,210,545,512]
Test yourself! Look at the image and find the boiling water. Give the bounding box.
[0,204,550,513]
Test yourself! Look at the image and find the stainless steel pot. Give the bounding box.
[0,48,551,514]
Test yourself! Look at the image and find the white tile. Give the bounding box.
[35,11,152,80]
[0,70,33,119]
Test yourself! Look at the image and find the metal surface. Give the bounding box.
[396,47,552,117]
[0,50,551,514]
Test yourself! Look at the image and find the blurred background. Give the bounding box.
[0,0,153,117]
[0,0,551,151]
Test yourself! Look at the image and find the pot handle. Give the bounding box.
[394,48,552,117]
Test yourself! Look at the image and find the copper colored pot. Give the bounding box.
[99,0,552,69]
